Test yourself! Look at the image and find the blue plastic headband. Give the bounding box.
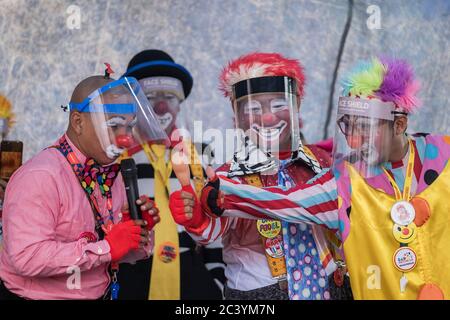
[68,77,140,113]
[90,103,136,114]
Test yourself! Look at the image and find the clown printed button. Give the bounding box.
[158,242,178,263]
[392,223,417,244]
[393,247,417,272]
[264,235,284,259]
[390,201,415,226]
[257,219,282,238]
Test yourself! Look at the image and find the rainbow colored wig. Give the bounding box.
[341,56,421,113]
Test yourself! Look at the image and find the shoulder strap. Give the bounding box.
[242,173,287,281]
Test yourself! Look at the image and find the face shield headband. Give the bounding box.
[68,77,139,114]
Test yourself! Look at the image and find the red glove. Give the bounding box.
[105,220,142,262]
[121,196,160,231]
[120,210,132,222]
[169,185,206,228]
[138,196,160,231]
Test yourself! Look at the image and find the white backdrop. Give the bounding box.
[0,0,448,161]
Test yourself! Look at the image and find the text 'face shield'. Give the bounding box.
[332,96,396,177]
[139,77,185,136]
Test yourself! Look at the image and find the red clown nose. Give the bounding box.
[153,100,169,114]
[262,113,277,126]
[346,135,364,149]
[116,135,135,148]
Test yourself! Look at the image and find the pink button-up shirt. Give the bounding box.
[0,134,153,300]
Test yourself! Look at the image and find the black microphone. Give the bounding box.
[120,158,142,220]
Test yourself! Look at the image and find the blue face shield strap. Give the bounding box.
[90,103,136,114]
[68,77,140,113]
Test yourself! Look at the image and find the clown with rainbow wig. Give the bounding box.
[169,52,352,300]
[205,56,450,300]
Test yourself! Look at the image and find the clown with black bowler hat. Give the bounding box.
[117,50,225,300]
[124,50,192,137]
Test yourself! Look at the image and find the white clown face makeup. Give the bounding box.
[236,93,293,153]
[102,115,138,159]
[155,112,174,130]
[105,144,125,159]
[139,76,185,137]
[145,91,181,136]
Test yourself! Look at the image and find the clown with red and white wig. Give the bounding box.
[170,52,347,300]
[209,56,450,300]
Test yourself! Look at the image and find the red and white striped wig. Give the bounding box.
[219,52,306,99]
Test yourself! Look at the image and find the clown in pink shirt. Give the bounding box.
[0,71,167,300]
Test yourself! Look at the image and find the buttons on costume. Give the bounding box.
[390,201,415,226]
[264,235,284,258]
[158,241,178,263]
[257,219,282,238]
[393,247,417,272]
[392,223,417,244]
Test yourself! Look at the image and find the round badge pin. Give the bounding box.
[391,201,416,226]
[392,222,417,244]
[264,235,284,259]
[257,219,282,239]
[158,241,178,263]
[393,247,417,272]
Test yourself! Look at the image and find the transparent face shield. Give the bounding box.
[69,77,169,161]
[232,76,300,156]
[332,96,396,178]
[139,76,185,138]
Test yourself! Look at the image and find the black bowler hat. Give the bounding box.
[123,49,193,98]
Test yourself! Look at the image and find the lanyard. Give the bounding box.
[55,137,121,299]
[382,138,418,294]
[55,137,117,239]
[382,139,415,201]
